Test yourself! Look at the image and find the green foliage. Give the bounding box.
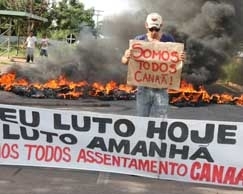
[49,29,73,40]
[0,0,49,35]
[48,0,95,32]
[222,58,243,85]
[0,44,26,58]
[0,0,95,38]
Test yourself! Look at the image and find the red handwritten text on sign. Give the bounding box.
[132,42,180,63]
[127,40,184,89]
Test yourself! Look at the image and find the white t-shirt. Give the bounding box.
[26,36,37,48]
[40,38,49,50]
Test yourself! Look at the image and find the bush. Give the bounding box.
[222,58,243,85]
[48,30,74,41]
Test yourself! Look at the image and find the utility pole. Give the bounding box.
[27,0,34,32]
[94,10,104,39]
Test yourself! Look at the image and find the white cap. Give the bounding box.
[146,12,163,28]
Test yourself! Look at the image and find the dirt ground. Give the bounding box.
[0,56,26,73]
[0,56,26,63]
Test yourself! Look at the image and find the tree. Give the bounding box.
[48,0,95,32]
[0,0,95,39]
[0,0,49,35]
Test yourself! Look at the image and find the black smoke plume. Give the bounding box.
[6,0,243,86]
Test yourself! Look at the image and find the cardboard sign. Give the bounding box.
[127,40,184,90]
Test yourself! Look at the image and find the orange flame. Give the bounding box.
[0,72,242,105]
[169,80,243,106]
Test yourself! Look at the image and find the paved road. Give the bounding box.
[1,91,242,122]
[0,165,242,194]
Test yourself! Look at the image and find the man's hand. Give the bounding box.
[121,48,132,65]
[21,44,26,49]
[124,49,131,58]
[180,51,186,62]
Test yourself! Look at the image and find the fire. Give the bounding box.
[0,72,242,106]
[168,80,211,105]
[168,80,243,106]
[0,72,29,91]
[118,84,134,93]
[0,72,136,100]
[41,75,88,89]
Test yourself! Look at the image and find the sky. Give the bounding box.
[52,0,131,15]
[81,0,131,16]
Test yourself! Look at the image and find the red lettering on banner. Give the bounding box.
[76,149,86,162]
[159,162,188,176]
[128,159,137,169]
[170,162,180,175]
[190,162,243,186]
[76,149,188,177]
[24,144,71,162]
[77,149,113,165]
[223,167,237,185]
[103,153,112,165]
[191,162,219,182]
[235,169,243,185]
[200,163,211,182]
[212,165,224,183]
[0,143,19,159]
[150,160,158,173]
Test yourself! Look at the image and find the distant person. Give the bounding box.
[39,33,49,57]
[24,31,37,63]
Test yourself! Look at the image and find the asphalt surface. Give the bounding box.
[0,90,243,122]
[0,165,242,194]
[0,91,243,194]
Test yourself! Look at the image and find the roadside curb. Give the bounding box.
[226,81,243,93]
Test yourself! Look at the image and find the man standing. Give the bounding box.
[25,31,37,63]
[40,33,49,57]
[121,12,184,118]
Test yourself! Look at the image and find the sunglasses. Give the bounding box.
[149,27,160,32]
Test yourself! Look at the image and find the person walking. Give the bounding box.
[121,12,184,118]
[25,31,37,63]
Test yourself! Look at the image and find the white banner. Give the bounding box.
[0,104,243,188]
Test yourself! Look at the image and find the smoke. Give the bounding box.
[8,0,243,86]
[9,38,127,84]
[102,0,240,85]
[176,1,236,84]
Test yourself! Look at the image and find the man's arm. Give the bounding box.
[23,37,28,48]
[121,48,131,65]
